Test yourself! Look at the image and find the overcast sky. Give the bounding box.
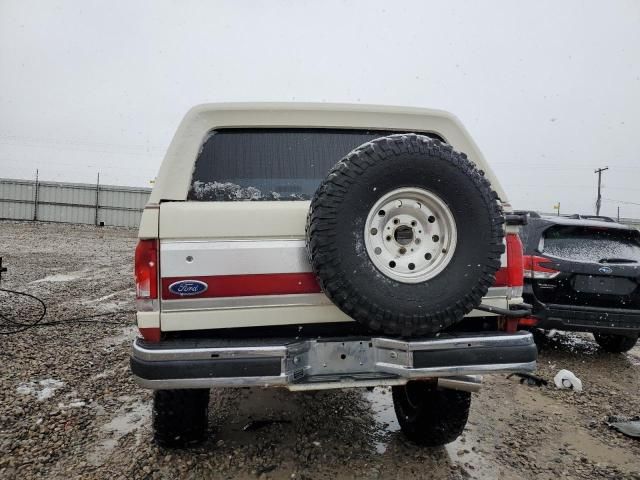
[1,0,639,218]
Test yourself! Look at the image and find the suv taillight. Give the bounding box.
[135,239,158,302]
[523,255,560,279]
[493,233,524,297]
[505,233,524,298]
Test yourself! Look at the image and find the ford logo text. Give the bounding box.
[598,266,613,274]
[168,280,208,296]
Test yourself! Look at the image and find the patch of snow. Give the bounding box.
[32,272,84,283]
[92,369,115,380]
[16,385,34,396]
[16,378,65,401]
[190,180,309,201]
[99,325,137,347]
[58,399,87,409]
[85,289,130,304]
[95,300,129,313]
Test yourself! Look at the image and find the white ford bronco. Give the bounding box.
[131,103,536,447]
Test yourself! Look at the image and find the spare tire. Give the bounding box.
[306,134,504,336]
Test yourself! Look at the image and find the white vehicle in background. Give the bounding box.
[131,103,536,447]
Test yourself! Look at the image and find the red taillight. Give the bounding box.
[135,239,158,299]
[494,233,524,297]
[523,255,560,279]
[518,316,539,327]
[134,239,160,343]
[505,233,524,289]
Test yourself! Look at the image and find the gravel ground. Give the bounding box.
[0,220,639,480]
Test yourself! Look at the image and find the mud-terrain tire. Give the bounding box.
[392,382,471,446]
[306,134,504,336]
[153,389,209,448]
[593,332,638,353]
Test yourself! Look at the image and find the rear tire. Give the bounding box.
[153,389,209,448]
[392,382,471,446]
[593,332,638,353]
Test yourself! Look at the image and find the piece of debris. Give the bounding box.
[607,416,640,439]
[507,372,548,386]
[553,369,583,392]
[242,419,291,431]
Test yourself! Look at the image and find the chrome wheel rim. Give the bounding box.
[364,187,457,283]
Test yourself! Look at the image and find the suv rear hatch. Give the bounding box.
[529,224,640,309]
[152,128,520,335]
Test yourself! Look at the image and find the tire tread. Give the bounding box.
[306,134,504,336]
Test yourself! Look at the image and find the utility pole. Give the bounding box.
[594,166,609,216]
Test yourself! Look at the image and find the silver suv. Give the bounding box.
[131,103,536,448]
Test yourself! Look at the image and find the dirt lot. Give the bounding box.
[1,220,639,480]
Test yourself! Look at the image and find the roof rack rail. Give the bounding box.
[559,214,616,222]
[513,210,540,218]
[579,215,615,222]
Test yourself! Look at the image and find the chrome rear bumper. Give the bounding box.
[130,331,537,391]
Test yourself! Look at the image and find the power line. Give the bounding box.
[492,163,640,171]
[603,198,640,207]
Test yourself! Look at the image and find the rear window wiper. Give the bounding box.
[599,258,638,264]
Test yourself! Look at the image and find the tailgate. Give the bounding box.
[158,201,351,331]
[157,202,510,332]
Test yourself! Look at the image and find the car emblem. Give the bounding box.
[598,266,613,274]
[168,280,208,296]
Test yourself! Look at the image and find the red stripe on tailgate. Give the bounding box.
[162,273,322,299]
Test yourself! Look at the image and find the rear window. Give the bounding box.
[541,225,640,263]
[188,128,439,201]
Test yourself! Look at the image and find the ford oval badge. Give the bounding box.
[598,266,613,274]
[168,280,208,296]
